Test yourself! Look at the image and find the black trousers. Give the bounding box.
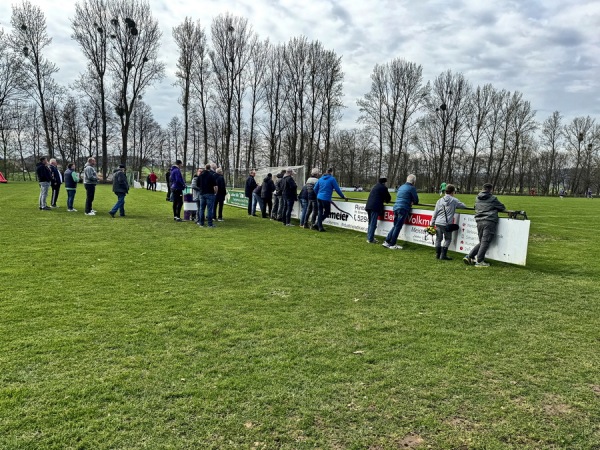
[51,184,61,206]
[172,189,183,218]
[84,184,96,213]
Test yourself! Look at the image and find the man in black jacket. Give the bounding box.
[213,168,227,222]
[36,156,52,210]
[261,173,275,219]
[365,177,392,243]
[198,163,218,227]
[245,169,257,216]
[49,158,63,208]
[281,168,298,226]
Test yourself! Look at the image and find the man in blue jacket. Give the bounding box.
[313,168,346,232]
[365,177,391,243]
[382,174,419,250]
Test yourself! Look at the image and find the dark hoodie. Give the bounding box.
[261,176,275,199]
[474,191,505,223]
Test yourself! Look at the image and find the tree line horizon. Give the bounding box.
[0,0,598,195]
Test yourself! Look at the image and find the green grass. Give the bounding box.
[1,183,599,449]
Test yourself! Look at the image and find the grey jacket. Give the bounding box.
[83,163,99,185]
[431,195,467,226]
[474,191,505,223]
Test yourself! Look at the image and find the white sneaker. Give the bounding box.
[68,208,78,212]
[91,209,97,213]
[85,212,96,216]
[388,245,403,250]
[475,261,490,267]
[382,242,391,248]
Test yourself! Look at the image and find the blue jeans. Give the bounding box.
[251,192,263,216]
[39,182,50,208]
[109,193,126,216]
[299,198,308,226]
[366,209,379,242]
[283,198,295,225]
[66,189,76,209]
[385,208,409,246]
[199,193,216,226]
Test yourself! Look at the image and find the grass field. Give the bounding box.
[1,182,599,449]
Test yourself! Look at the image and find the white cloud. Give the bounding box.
[1,0,599,128]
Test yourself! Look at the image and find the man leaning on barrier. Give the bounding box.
[463,183,506,267]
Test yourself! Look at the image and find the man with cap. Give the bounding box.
[109,164,129,217]
[365,177,392,243]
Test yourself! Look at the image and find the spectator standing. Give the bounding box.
[35,156,52,210]
[314,168,346,232]
[191,167,203,222]
[365,177,391,243]
[272,170,286,221]
[170,160,186,222]
[64,163,79,212]
[382,174,419,250]
[251,183,264,217]
[83,157,99,216]
[149,170,157,191]
[245,169,258,216]
[108,164,129,217]
[197,163,218,227]
[261,173,275,219]
[49,158,63,208]
[214,168,227,221]
[439,181,447,196]
[430,184,467,260]
[303,169,320,229]
[464,183,506,267]
[165,168,171,201]
[281,168,298,226]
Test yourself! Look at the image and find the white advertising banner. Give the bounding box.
[324,201,530,266]
[223,195,530,266]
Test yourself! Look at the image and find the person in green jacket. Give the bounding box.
[439,181,447,196]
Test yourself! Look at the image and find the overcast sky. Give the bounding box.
[2,0,599,130]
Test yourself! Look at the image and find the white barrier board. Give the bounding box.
[323,202,530,266]
[222,195,530,265]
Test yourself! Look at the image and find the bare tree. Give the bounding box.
[464,84,494,192]
[106,0,165,165]
[71,0,113,180]
[0,29,25,112]
[173,17,204,175]
[539,111,563,194]
[189,21,211,167]
[9,0,59,157]
[358,59,426,181]
[210,13,253,173]
[261,43,286,166]
[245,39,268,169]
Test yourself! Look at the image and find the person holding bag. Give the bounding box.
[429,184,468,260]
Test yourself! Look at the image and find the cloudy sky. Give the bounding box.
[2,0,599,129]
